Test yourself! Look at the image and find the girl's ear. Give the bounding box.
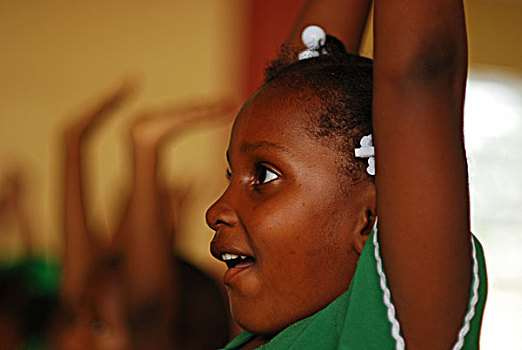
[352,182,376,255]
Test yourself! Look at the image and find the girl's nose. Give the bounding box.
[205,190,239,231]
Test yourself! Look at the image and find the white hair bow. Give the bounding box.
[354,134,375,175]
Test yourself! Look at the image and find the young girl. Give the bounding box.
[206,0,487,349]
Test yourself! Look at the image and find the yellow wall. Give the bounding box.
[360,0,522,72]
[0,0,246,269]
[467,0,522,70]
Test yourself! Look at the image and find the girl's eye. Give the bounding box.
[255,166,279,185]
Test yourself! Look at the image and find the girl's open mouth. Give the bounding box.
[222,253,255,269]
[221,253,255,284]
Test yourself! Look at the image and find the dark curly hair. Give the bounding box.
[263,35,373,183]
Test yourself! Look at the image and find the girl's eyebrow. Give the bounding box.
[226,141,289,165]
[239,141,289,153]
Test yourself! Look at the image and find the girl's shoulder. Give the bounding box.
[339,230,487,349]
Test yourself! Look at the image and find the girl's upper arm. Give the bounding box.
[372,0,471,348]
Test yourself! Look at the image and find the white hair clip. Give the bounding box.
[354,134,375,175]
[298,25,326,60]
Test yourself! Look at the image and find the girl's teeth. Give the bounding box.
[222,253,239,261]
[222,253,250,261]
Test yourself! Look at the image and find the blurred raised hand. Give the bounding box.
[130,98,237,148]
[61,80,137,305]
[64,81,136,144]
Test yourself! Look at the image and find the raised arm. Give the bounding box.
[285,0,372,55]
[119,100,235,348]
[0,170,35,255]
[372,0,471,348]
[61,82,134,304]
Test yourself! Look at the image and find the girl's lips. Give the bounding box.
[223,260,255,285]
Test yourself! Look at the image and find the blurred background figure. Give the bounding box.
[51,83,234,350]
[0,0,520,348]
[0,169,35,256]
[0,169,60,349]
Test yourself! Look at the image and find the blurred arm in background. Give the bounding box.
[118,99,236,349]
[61,82,134,308]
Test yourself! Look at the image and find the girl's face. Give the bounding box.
[206,84,373,336]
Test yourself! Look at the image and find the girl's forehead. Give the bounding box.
[230,109,305,154]
[226,95,338,173]
[231,85,316,142]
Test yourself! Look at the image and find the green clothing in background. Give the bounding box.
[0,257,61,350]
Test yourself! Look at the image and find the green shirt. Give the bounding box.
[222,230,487,349]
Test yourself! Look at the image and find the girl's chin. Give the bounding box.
[233,309,304,337]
